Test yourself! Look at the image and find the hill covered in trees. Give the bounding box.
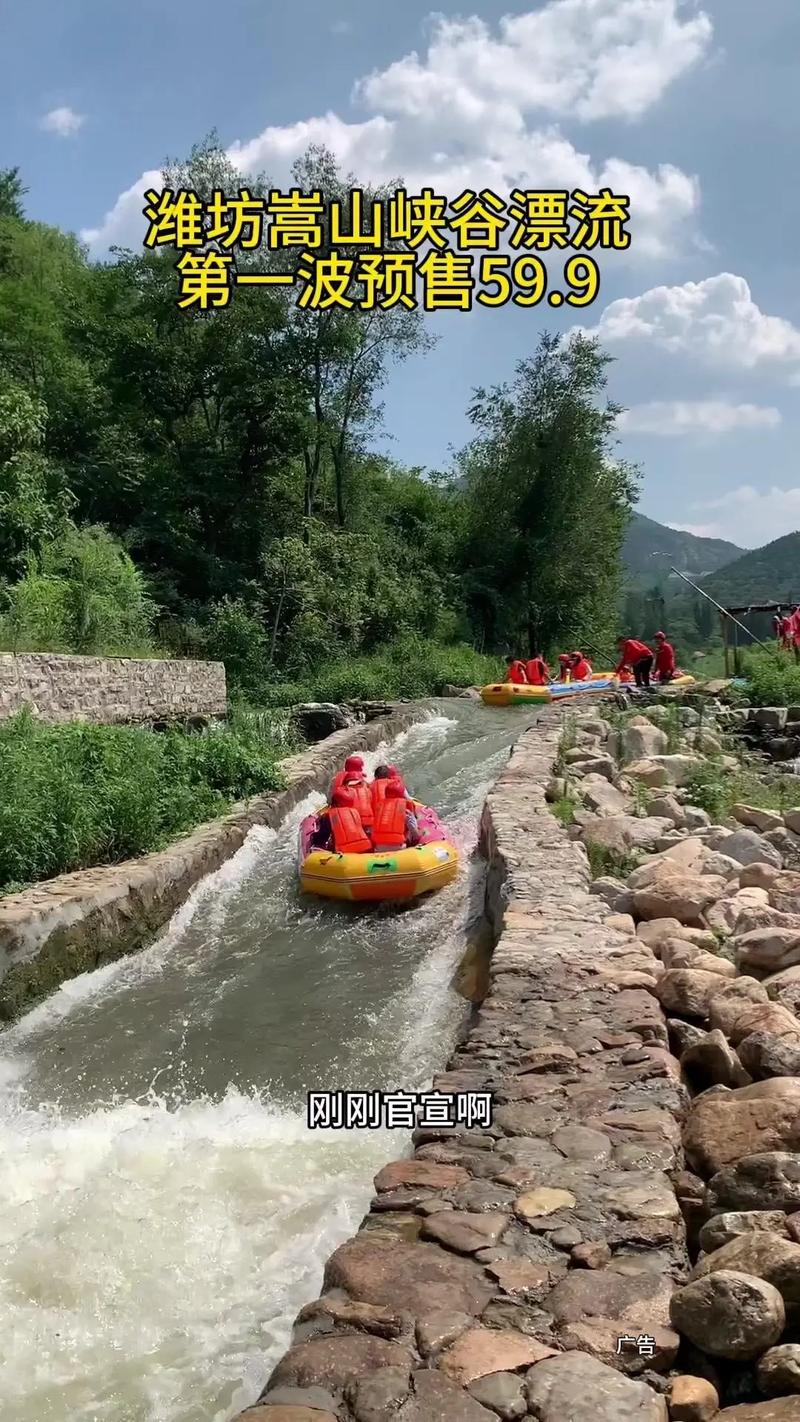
[701,531,800,606]
[0,140,638,698]
[622,512,741,590]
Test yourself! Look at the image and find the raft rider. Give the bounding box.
[371,780,421,852]
[311,787,371,854]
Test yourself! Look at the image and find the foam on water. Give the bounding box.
[0,703,518,1422]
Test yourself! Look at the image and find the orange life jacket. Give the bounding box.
[371,796,407,849]
[345,778,373,824]
[328,807,372,854]
[526,657,548,685]
[371,779,389,816]
[330,770,347,798]
[572,658,592,681]
[507,661,527,685]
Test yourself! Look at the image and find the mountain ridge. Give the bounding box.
[622,512,743,590]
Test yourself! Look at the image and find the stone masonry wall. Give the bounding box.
[232,711,689,1422]
[0,653,227,725]
[0,706,426,1021]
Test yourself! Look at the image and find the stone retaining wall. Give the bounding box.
[0,706,425,1022]
[234,711,688,1422]
[0,652,227,725]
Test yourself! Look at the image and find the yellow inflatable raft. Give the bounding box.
[298,801,458,903]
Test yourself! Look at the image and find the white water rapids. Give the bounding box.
[0,703,536,1422]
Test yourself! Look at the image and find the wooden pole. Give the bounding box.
[721,611,730,678]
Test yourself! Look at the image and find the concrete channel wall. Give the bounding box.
[0,705,427,1022]
[0,652,227,725]
[235,710,686,1422]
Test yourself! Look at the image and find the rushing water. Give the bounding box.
[0,701,537,1422]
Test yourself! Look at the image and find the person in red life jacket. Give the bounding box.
[557,653,572,684]
[370,764,393,817]
[505,658,528,684]
[773,612,783,642]
[525,651,550,685]
[781,614,794,650]
[371,780,421,852]
[570,651,592,681]
[312,787,372,854]
[329,753,365,800]
[653,631,676,683]
[615,637,654,688]
[792,606,800,663]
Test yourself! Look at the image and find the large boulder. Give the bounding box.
[732,805,785,834]
[581,777,629,818]
[647,794,686,826]
[292,703,353,741]
[323,1237,493,1318]
[706,890,772,938]
[582,815,673,855]
[768,872,800,914]
[660,941,737,977]
[621,716,669,763]
[656,969,736,1019]
[735,928,800,976]
[722,830,783,870]
[724,1002,800,1048]
[668,1376,719,1422]
[669,1270,785,1359]
[633,874,726,927]
[691,1230,800,1316]
[683,1079,800,1176]
[698,1211,790,1255]
[681,1030,751,1091]
[705,1153,800,1216]
[523,1352,668,1421]
[738,1031,800,1080]
[764,965,800,1014]
[708,980,770,1037]
[757,1343,800,1397]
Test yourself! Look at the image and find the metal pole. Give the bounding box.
[667,567,766,649]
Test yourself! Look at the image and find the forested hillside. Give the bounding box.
[0,139,638,700]
[622,513,741,590]
[701,532,800,606]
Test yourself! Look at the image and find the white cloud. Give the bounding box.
[40,106,85,138]
[586,272,800,372]
[618,399,781,437]
[359,0,712,124]
[81,0,706,256]
[671,486,800,548]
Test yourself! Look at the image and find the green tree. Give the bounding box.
[0,167,27,221]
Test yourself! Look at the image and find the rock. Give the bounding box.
[670,1019,709,1055]
[523,1351,669,1420]
[740,864,782,891]
[515,1188,576,1222]
[258,1386,340,1414]
[438,1328,557,1385]
[292,703,353,741]
[661,942,737,977]
[637,918,691,952]
[708,980,770,1036]
[591,876,633,911]
[545,1267,674,1332]
[422,1212,510,1255]
[768,872,800,914]
[716,1402,800,1419]
[648,794,686,826]
[757,1343,800,1397]
[669,1270,785,1359]
[606,913,636,935]
[683,1079,800,1175]
[698,1212,790,1255]
[754,708,788,731]
[468,1372,527,1420]
[486,1260,554,1296]
[349,1367,412,1422]
[374,1161,469,1193]
[551,1125,612,1163]
[784,809,800,834]
[735,929,800,975]
[623,760,672,789]
[706,891,771,938]
[732,806,785,834]
[567,752,618,781]
[582,779,630,818]
[572,1241,612,1269]
[706,1154,800,1216]
[267,1337,413,1394]
[398,1369,497,1422]
[415,1311,473,1358]
[765,827,800,869]
[244,1409,338,1422]
[634,875,726,927]
[622,717,669,763]
[656,969,734,1019]
[685,807,713,830]
[691,1230,800,1314]
[669,1375,720,1421]
[681,1030,751,1091]
[723,831,783,870]
[738,1030,800,1080]
[702,852,743,880]
[583,816,674,855]
[724,1003,800,1048]
[545,777,568,803]
[764,965,800,1014]
[323,1238,493,1317]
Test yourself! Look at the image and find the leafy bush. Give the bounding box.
[586,842,640,880]
[684,758,791,823]
[0,524,156,655]
[0,710,285,894]
[742,646,800,708]
[254,637,498,706]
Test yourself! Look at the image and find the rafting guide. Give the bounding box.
[143,184,629,312]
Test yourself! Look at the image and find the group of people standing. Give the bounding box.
[773,608,800,660]
[311,756,421,855]
[504,632,677,690]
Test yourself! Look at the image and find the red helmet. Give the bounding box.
[344,755,364,773]
[332,787,356,807]
[654,630,666,640]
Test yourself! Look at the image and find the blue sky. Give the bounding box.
[4,0,800,549]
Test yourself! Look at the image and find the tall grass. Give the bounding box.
[743,646,800,707]
[0,711,285,895]
[255,635,499,706]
